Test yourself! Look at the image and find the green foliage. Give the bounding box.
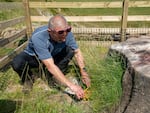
[0,0,22,1]
[90,56,123,112]
[0,9,24,21]
[0,73,9,91]
[16,99,82,113]
[78,41,123,112]
[1,0,13,2]
[0,99,17,113]
[0,41,124,113]
[0,12,7,20]
[0,48,14,58]
[0,68,18,92]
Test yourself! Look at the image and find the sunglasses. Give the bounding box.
[53,27,72,35]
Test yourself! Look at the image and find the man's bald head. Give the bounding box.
[48,14,68,29]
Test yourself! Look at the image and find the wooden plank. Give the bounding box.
[31,16,150,22]
[31,16,121,22]
[128,16,150,21]
[0,17,25,31]
[3,36,26,49]
[7,29,26,42]
[0,41,27,69]
[0,39,9,47]
[29,1,150,8]
[129,1,150,7]
[29,2,122,8]
[0,1,149,10]
[23,0,32,38]
[121,0,129,41]
[0,28,26,47]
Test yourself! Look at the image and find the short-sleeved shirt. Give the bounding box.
[24,25,78,60]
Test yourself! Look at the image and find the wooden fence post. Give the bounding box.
[120,0,129,42]
[23,0,32,38]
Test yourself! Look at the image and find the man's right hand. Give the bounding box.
[42,59,85,99]
[69,84,84,99]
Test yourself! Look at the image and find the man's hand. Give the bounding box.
[69,84,85,99]
[74,49,91,88]
[80,70,91,88]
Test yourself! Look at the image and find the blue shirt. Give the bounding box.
[24,26,78,60]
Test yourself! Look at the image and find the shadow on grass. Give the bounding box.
[0,99,22,113]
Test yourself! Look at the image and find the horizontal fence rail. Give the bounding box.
[29,1,150,8]
[0,16,26,69]
[1,1,150,10]
[0,16,25,31]
[29,2,122,8]
[0,28,26,47]
[0,42,27,69]
[31,16,150,22]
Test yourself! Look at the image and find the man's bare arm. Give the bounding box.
[74,48,85,70]
[42,58,84,99]
[74,49,91,87]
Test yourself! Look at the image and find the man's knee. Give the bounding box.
[11,56,22,72]
[11,52,27,72]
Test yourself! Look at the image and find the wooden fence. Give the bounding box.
[0,16,27,69]
[29,1,150,22]
[30,15,150,22]
[0,0,150,69]
[23,0,150,41]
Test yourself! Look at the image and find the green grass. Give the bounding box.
[78,41,123,112]
[0,9,24,21]
[0,41,124,113]
[0,1,148,112]
[0,37,27,58]
[0,47,14,58]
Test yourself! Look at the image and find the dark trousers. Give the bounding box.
[11,46,75,83]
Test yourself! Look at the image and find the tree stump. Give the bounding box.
[110,36,150,113]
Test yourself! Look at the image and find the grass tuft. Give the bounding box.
[0,41,124,113]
